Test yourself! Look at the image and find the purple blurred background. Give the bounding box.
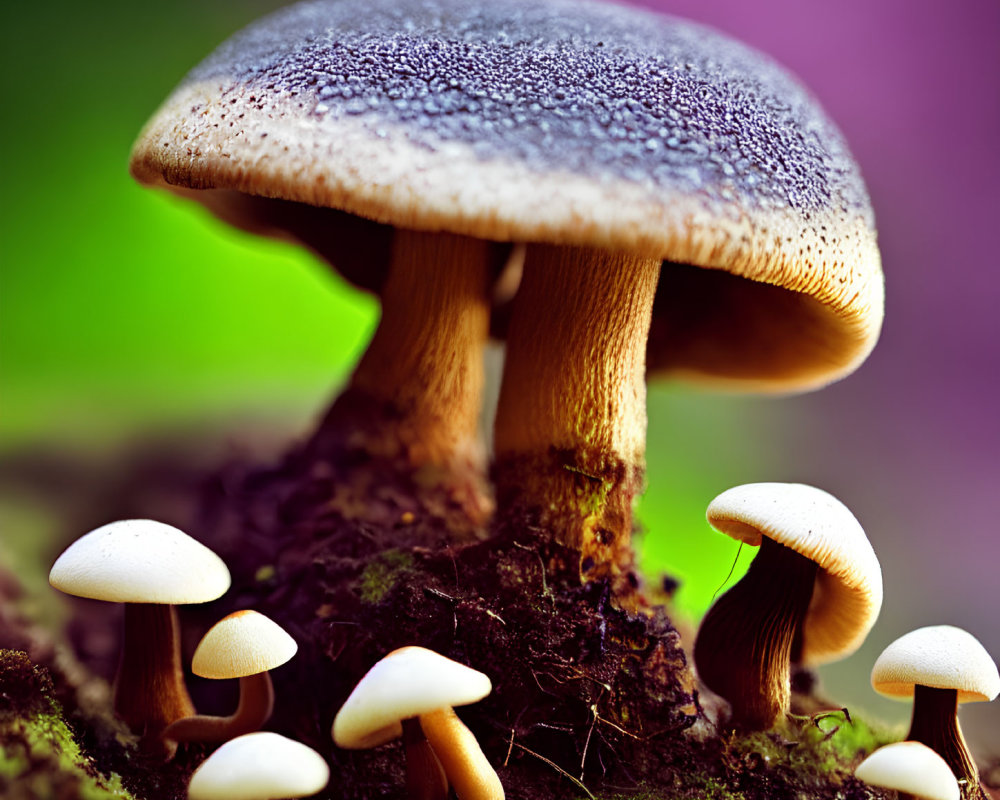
[637,0,1000,755]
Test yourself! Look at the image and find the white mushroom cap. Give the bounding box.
[187,731,329,800]
[49,519,231,604]
[706,482,883,665]
[871,625,1000,703]
[855,741,959,800]
[192,610,298,679]
[332,646,492,749]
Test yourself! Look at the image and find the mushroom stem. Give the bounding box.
[421,707,505,800]
[163,672,276,744]
[493,244,660,583]
[693,536,819,730]
[402,716,449,800]
[908,685,982,792]
[114,603,195,742]
[342,229,491,471]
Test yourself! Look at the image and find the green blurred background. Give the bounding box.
[3,0,998,759]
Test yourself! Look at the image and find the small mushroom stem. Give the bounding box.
[908,685,983,793]
[693,537,819,730]
[493,244,660,584]
[421,707,505,800]
[402,716,449,800]
[337,229,492,467]
[114,603,195,743]
[163,672,275,744]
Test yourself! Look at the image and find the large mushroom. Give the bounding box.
[130,0,882,587]
[48,519,231,748]
[692,483,883,730]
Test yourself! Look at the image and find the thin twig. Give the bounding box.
[513,541,550,598]
[511,742,595,800]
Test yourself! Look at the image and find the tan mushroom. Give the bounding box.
[855,741,960,800]
[332,646,502,799]
[693,483,882,730]
[165,610,298,744]
[871,625,999,790]
[48,519,231,749]
[130,0,882,588]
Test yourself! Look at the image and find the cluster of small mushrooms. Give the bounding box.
[690,483,999,799]
[44,0,998,796]
[48,520,505,798]
[47,496,999,798]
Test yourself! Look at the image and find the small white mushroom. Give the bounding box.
[187,731,329,800]
[693,483,883,730]
[49,519,231,749]
[165,610,298,744]
[333,646,503,799]
[855,741,959,800]
[871,625,999,788]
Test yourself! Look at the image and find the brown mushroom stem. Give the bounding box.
[114,603,195,743]
[162,672,276,744]
[693,537,819,730]
[421,707,505,800]
[340,229,491,471]
[493,244,660,582]
[908,685,983,793]
[402,716,449,800]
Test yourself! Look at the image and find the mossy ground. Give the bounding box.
[1,415,993,799]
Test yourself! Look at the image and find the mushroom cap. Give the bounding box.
[854,741,959,800]
[187,731,330,800]
[706,482,882,665]
[192,610,298,679]
[131,0,882,393]
[332,646,492,749]
[49,519,231,605]
[871,625,1000,703]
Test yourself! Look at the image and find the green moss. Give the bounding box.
[0,650,135,800]
[358,549,416,604]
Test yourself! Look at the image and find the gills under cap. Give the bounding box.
[49,519,231,605]
[192,610,298,679]
[332,646,492,749]
[131,0,882,392]
[855,741,959,800]
[871,625,1000,703]
[187,731,329,800]
[706,482,882,665]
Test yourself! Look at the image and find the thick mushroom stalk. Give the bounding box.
[493,244,660,582]
[402,717,449,800]
[115,603,195,739]
[693,537,818,729]
[163,672,275,744]
[908,685,982,792]
[320,230,492,498]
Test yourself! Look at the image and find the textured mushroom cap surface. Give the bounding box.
[192,610,298,679]
[871,625,1000,703]
[855,742,959,800]
[131,0,882,392]
[332,646,492,749]
[706,482,882,665]
[187,731,330,800]
[48,519,231,604]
